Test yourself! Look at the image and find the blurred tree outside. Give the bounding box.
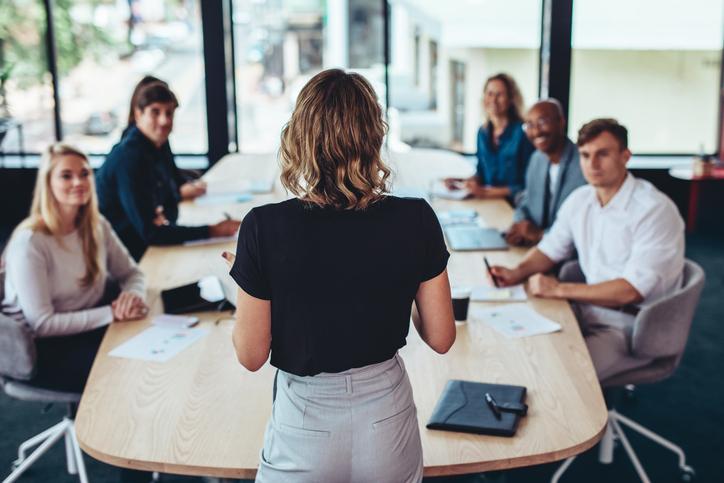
[0,0,118,118]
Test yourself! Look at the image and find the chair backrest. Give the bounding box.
[0,269,37,381]
[631,259,705,360]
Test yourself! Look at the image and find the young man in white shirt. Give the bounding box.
[491,118,685,380]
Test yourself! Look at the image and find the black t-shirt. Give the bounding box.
[229,196,449,376]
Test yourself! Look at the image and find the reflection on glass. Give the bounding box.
[233,0,385,153]
[55,0,207,155]
[387,0,542,152]
[570,0,723,154]
[0,1,55,154]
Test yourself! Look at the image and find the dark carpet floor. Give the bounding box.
[2,231,722,483]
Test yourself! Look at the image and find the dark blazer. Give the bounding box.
[95,126,209,261]
[513,138,586,230]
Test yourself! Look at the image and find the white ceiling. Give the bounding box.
[394,0,724,50]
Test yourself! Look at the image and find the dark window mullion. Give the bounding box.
[43,0,62,141]
[539,0,573,121]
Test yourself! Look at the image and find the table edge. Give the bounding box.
[78,414,607,478]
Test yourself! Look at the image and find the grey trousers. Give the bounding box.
[572,303,653,381]
[255,353,423,483]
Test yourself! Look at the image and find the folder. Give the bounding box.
[426,380,527,437]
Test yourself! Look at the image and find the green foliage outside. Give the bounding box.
[0,0,120,114]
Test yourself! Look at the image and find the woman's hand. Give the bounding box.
[112,291,148,321]
[180,180,208,200]
[222,251,236,269]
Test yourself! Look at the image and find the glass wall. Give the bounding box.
[56,0,207,154]
[570,0,724,154]
[0,0,55,154]
[387,0,542,152]
[232,0,385,153]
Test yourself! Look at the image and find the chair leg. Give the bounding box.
[4,418,89,483]
[612,409,693,474]
[550,455,576,483]
[4,420,69,483]
[597,421,615,464]
[14,419,67,464]
[610,415,651,483]
[68,421,89,483]
[65,419,78,475]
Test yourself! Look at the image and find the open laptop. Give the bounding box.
[443,224,509,251]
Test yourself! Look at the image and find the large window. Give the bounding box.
[56,0,207,154]
[387,0,542,152]
[569,0,723,154]
[0,0,55,154]
[232,0,385,153]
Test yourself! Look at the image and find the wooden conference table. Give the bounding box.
[75,149,607,478]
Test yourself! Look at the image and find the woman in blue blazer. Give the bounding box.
[446,73,534,201]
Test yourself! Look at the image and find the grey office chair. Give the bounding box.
[551,259,705,483]
[0,270,89,483]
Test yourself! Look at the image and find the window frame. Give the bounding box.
[1,0,722,163]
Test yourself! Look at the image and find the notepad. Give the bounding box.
[427,380,527,437]
[474,304,561,338]
[471,284,527,302]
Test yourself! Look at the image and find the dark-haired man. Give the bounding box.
[506,99,586,246]
[490,119,685,380]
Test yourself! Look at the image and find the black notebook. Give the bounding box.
[426,380,527,437]
[161,276,233,314]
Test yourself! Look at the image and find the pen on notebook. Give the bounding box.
[483,256,500,288]
[223,211,232,220]
[484,392,502,420]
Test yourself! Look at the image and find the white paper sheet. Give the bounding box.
[437,209,479,227]
[471,284,527,302]
[194,193,253,206]
[205,179,274,195]
[474,304,561,338]
[109,326,209,362]
[183,235,237,247]
[152,314,199,329]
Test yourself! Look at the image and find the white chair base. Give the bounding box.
[551,409,695,483]
[3,416,88,483]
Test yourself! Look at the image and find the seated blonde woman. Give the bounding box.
[223,69,456,483]
[2,143,147,394]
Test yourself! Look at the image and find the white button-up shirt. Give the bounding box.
[538,173,685,304]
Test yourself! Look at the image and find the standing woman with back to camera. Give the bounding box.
[224,69,456,482]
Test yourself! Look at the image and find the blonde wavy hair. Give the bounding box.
[483,73,525,124]
[17,143,103,286]
[279,69,391,210]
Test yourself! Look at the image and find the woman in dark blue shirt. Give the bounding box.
[96,81,240,260]
[446,73,534,200]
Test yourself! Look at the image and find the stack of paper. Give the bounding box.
[471,284,527,302]
[474,304,561,339]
